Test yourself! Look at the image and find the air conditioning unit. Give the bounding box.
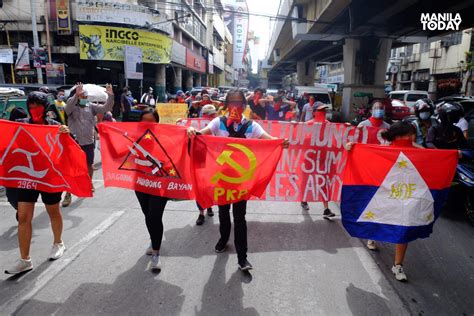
[429,48,441,58]
[400,57,408,66]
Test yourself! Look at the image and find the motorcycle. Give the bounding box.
[447,149,474,225]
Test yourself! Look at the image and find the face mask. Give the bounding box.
[79,99,88,106]
[373,109,385,119]
[29,106,45,123]
[419,112,431,120]
[227,104,244,126]
[273,102,282,112]
[313,110,326,122]
[58,95,65,101]
[309,99,315,106]
[253,93,261,104]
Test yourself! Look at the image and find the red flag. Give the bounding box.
[98,122,195,199]
[191,135,283,208]
[0,120,92,197]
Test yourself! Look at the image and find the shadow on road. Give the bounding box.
[13,256,185,315]
[195,253,258,315]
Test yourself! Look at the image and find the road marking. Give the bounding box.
[0,210,126,315]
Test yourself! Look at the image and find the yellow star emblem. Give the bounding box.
[364,211,376,220]
[397,160,408,169]
[169,169,176,176]
[144,133,152,140]
[426,213,433,222]
[123,161,131,168]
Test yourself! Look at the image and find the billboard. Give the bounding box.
[46,63,66,85]
[15,43,30,70]
[76,0,173,36]
[79,25,172,64]
[222,0,249,69]
[124,46,143,80]
[56,0,72,35]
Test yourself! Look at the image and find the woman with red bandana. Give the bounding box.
[187,89,289,272]
[300,104,336,219]
[5,92,70,275]
[357,101,390,129]
[345,121,422,282]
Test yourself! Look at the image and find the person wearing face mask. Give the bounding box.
[65,82,114,194]
[357,101,391,129]
[426,102,468,152]
[247,88,268,120]
[5,92,70,275]
[300,95,318,122]
[345,121,423,282]
[265,96,295,121]
[187,89,289,271]
[55,89,67,124]
[411,99,437,147]
[300,104,336,218]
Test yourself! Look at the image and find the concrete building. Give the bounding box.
[264,0,474,120]
[388,28,474,99]
[0,0,236,99]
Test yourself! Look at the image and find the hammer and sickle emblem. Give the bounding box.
[211,143,257,184]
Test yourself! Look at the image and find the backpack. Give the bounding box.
[219,116,252,138]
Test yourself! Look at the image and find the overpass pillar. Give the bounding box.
[341,38,392,121]
[297,60,316,86]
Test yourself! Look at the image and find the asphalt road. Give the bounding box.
[0,156,473,315]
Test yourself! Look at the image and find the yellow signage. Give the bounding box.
[79,25,172,64]
[155,103,188,125]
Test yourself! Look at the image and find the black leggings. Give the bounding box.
[135,191,168,251]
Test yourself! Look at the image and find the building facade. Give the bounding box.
[0,0,237,100]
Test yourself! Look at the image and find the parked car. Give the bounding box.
[387,99,412,121]
[388,90,430,109]
[435,95,474,147]
[293,85,333,108]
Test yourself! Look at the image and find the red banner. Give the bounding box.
[98,122,195,199]
[191,135,283,208]
[0,120,92,197]
[179,119,383,202]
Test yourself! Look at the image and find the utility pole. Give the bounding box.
[30,0,44,84]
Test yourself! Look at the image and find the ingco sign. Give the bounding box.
[212,143,257,201]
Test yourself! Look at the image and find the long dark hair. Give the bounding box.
[381,121,416,142]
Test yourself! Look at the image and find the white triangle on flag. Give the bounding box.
[357,152,434,226]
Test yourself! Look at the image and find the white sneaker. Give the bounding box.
[5,258,33,274]
[145,243,153,256]
[391,264,408,282]
[367,240,377,250]
[49,242,66,260]
[150,254,161,272]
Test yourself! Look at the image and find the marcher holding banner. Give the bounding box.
[187,89,288,272]
[5,92,71,274]
[357,101,390,129]
[300,104,336,219]
[342,121,457,281]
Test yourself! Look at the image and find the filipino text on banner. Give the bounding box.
[79,25,172,64]
[98,122,194,199]
[180,119,383,202]
[156,103,188,125]
[341,144,458,244]
[0,121,92,197]
[191,135,283,209]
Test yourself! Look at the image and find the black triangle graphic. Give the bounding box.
[118,128,181,179]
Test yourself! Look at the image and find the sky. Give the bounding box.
[246,0,281,73]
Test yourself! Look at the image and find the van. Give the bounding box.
[388,90,429,108]
[293,85,332,109]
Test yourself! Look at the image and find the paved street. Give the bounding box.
[0,152,473,315]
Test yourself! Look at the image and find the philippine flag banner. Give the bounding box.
[341,144,458,243]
